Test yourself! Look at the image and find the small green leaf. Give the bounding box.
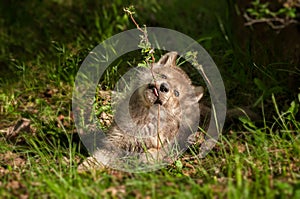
[287,8,296,18]
[175,160,183,171]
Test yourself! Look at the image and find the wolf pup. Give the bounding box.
[93,51,204,169]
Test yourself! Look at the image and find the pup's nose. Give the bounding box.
[160,83,169,93]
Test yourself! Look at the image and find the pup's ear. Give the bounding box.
[194,86,204,102]
[157,51,178,67]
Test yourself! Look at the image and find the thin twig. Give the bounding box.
[124,7,157,82]
[157,104,161,160]
[123,8,155,62]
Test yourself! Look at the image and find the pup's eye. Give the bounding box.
[174,90,180,97]
[160,74,167,79]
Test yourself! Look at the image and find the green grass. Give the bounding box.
[0,0,299,198]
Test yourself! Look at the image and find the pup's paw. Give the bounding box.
[77,156,106,172]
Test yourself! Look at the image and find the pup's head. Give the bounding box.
[141,52,204,112]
